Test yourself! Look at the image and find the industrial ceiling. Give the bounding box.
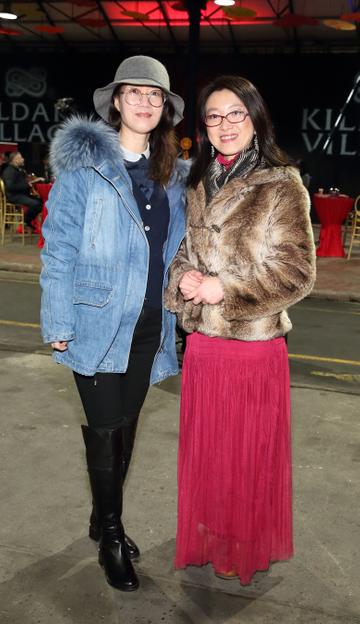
[0,0,360,53]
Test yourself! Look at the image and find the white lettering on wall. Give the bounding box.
[302,132,324,152]
[0,100,59,143]
[340,134,357,156]
[0,123,12,141]
[31,103,50,123]
[302,106,359,156]
[28,124,47,142]
[13,123,28,142]
[47,125,60,141]
[13,102,29,121]
[0,103,9,120]
[302,108,322,130]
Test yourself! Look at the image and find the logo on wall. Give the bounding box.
[5,67,47,98]
[0,66,60,143]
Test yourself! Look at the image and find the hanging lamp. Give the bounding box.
[322,18,356,31]
[0,1,17,19]
[215,1,235,7]
[222,3,257,20]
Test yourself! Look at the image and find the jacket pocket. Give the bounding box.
[73,282,113,307]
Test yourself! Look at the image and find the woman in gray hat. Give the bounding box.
[40,56,187,592]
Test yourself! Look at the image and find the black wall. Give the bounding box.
[1,52,359,201]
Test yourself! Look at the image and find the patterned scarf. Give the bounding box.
[204,134,262,204]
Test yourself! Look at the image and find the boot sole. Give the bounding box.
[99,558,139,591]
[106,577,139,592]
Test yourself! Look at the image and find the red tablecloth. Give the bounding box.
[34,182,52,249]
[313,194,354,257]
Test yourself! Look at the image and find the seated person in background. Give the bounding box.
[2,151,43,230]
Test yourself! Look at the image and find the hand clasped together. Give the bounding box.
[179,269,224,305]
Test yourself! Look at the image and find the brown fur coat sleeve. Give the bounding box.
[219,178,316,321]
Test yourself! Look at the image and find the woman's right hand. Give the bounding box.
[179,270,204,300]
[51,341,68,351]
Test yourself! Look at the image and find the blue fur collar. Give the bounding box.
[50,115,190,184]
[50,116,124,177]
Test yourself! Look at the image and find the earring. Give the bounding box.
[210,145,215,157]
[254,134,259,150]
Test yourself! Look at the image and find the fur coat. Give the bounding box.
[165,165,316,341]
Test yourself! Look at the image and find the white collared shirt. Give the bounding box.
[120,144,150,162]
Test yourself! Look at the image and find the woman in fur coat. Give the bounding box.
[165,75,316,585]
[40,56,187,592]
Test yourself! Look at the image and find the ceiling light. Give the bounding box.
[0,10,17,19]
[214,0,235,6]
[223,5,257,19]
[322,18,356,31]
[0,1,17,19]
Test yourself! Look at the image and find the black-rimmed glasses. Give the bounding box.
[204,110,249,127]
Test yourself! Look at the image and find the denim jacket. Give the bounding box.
[40,117,187,382]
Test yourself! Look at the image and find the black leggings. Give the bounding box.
[74,308,162,429]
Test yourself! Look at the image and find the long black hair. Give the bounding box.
[108,85,179,186]
[188,75,293,189]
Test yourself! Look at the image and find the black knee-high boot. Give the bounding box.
[82,425,139,591]
[88,419,140,559]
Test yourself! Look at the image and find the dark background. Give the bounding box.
[1,52,359,210]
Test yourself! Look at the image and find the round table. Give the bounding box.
[34,182,53,248]
[313,194,354,257]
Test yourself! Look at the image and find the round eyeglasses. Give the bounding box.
[204,110,249,127]
[120,87,166,108]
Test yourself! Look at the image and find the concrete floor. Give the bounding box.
[0,350,359,623]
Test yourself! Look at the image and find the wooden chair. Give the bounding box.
[342,205,355,246]
[0,178,27,245]
[347,195,360,260]
[0,179,4,232]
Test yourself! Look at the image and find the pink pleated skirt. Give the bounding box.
[175,332,293,585]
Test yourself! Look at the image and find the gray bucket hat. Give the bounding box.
[93,55,184,126]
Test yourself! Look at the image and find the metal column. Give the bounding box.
[185,0,207,141]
